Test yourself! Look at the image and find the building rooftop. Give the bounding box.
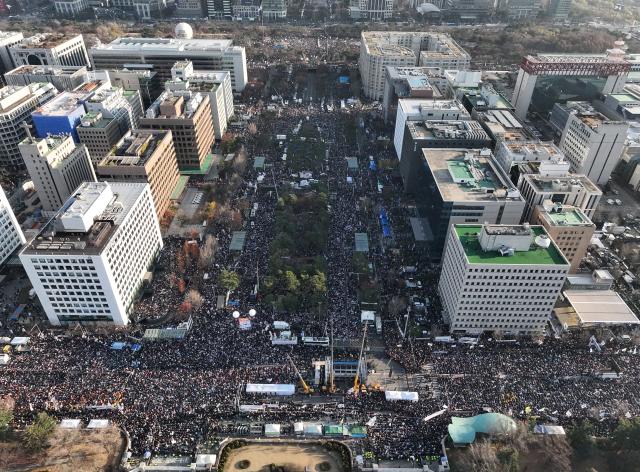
[477,110,534,142]
[144,90,206,120]
[537,204,593,227]
[455,224,567,266]
[561,101,625,130]
[32,91,86,116]
[398,98,468,115]
[101,130,168,167]
[0,83,56,115]
[408,120,489,141]
[78,112,114,129]
[93,37,234,53]
[524,174,601,194]
[423,148,521,202]
[5,65,86,76]
[563,290,640,325]
[13,33,80,50]
[23,181,147,255]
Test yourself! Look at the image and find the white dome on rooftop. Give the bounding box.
[175,23,193,40]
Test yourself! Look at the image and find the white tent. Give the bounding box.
[195,454,217,466]
[361,310,375,322]
[303,423,323,436]
[10,337,29,346]
[534,425,566,435]
[60,419,81,429]
[0,354,9,365]
[294,422,304,435]
[265,424,281,437]
[385,391,419,402]
[87,419,109,429]
[245,383,295,396]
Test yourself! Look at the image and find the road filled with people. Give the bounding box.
[2,92,640,466]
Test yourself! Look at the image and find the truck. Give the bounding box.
[375,314,382,335]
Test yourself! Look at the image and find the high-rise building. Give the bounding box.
[90,26,248,91]
[176,0,204,16]
[232,0,262,20]
[9,34,90,68]
[262,0,286,19]
[206,0,232,19]
[398,120,492,192]
[53,0,90,17]
[413,148,525,259]
[139,90,214,171]
[83,86,140,134]
[104,68,163,108]
[0,83,58,172]
[439,223,569,335]
[20,181,163,326]
[4,65,89,92]
[31,91,88,142]
[393,98,470,156]
[532,203,595,273]
[549,0,571,19]
[19,135,96,212]
[96,130,180,219]
[517,172,602,221]
[494,140,564,176]
[383,67,441,124]
[499,0,540,21]
[359,32,470,100]
[0,185,26,267]
[77,113,127,165]
[445,0,492,21]
[0,31,24,74]
[349,0,394,20]
[558,102,628,185]
[168,61,234,139]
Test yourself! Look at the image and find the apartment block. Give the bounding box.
[96,129,180,219]
[19,135,96,212]
[20,181,163,326]
[439,223,569,335]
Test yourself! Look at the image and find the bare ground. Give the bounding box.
[222,443,344,472]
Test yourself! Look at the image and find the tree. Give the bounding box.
[219,269,240,294]
[283,270,300,293]
[185,289,204,310]
[22,412,56,452]
[567,420,595,455]
[199,235,218,269]
[0,408,12,440]
[308,271,327,294]
[496,446,519,472]
[388,296,407,318]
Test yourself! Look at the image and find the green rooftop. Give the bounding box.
[455,225,567,266]
[610,93,639,104]
[545,208,589,226]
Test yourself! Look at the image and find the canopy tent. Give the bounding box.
[111,342,126,350]
[245,383,295,396]
[346,157,358,170]
[347,425,368,438]
[195,454,217,467]
[323,424,346,436]
[361,310,375,322]
[143,328,188,340]
[448,413,516,445]
[254,156,266,169]
[0,353,9,365]
[265,424,281,437]
[10,337,29,346]
[355,233,369,253]
[385,391,419,402]
[534,425,566,435]
[303,423,323,436]
[230,231,247,251]
[87,419,110,429]
[60,419,81,429]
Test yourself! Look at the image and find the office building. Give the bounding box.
[96,130,179,219]
[349,0,394,20]
[233,0,262,20]
[383,66,441,123]
[414,148,525,259]
[511,45,630,120]
[517,172,602,221]
[77,113,127,165]
[475,109,534,146]
[262,0,286,19]
[0,83,58,172]
[499,0,540,20]
[549,0,571,19]
[558,102,628,185]
[393,98,470,156]
[83,86,141,133]
[532,202,595,273]
[9,34,90,68]
[0,31,24,74]
[0,185,26,266]
[105,68,162,108]
[459,83,514,115]
[359,32,470,100]
[31,91,88,142]
[168,61,234,139]
[54,0,90,16]
[176,0,204,16]
[206,0,232,18]
[19,135,96,212]
[494,140,564,175]
[139,90,214,171]
[445,0,492,21]
[90,26,248,91]
[439,223,569,335]
[20,181,163,326]
[111,0,167,19]
[4,65,89,92]
[398,120,492,192]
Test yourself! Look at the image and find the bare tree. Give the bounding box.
[199,235,218,269]
[387,296,407,318]
[184,289,204,310]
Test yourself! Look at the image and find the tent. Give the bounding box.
[448,413,516,445]
[10,337,29,346]
[303,423,323,436]
[60,419,81,429]
[245,384,295,396]
[196,454,217,466]
[294,422,304,435]
[0,353,9,365]
[385,391,419,402]
[87,419,109,429]
[361,311,375,322]
[111,342,126,350]
[323,424,346,436]
[348,425,368,438]
[534,425,566,435]
[265,424,281,437]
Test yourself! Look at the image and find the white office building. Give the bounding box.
[90,25,248,92]
[0,83,58,172]
[439,223,569,335]
[0,31,24,73]
[393,98,470,157]
[9,34,90,68]
[494,140,565,174]
[349,0,394,20]
[0,185,26,266]
[559,103,628,185]
[19,135,97,212]
[359,32,470,100]
[54,0,90,17]
[20,181,163,326]
[83,86,141,133]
